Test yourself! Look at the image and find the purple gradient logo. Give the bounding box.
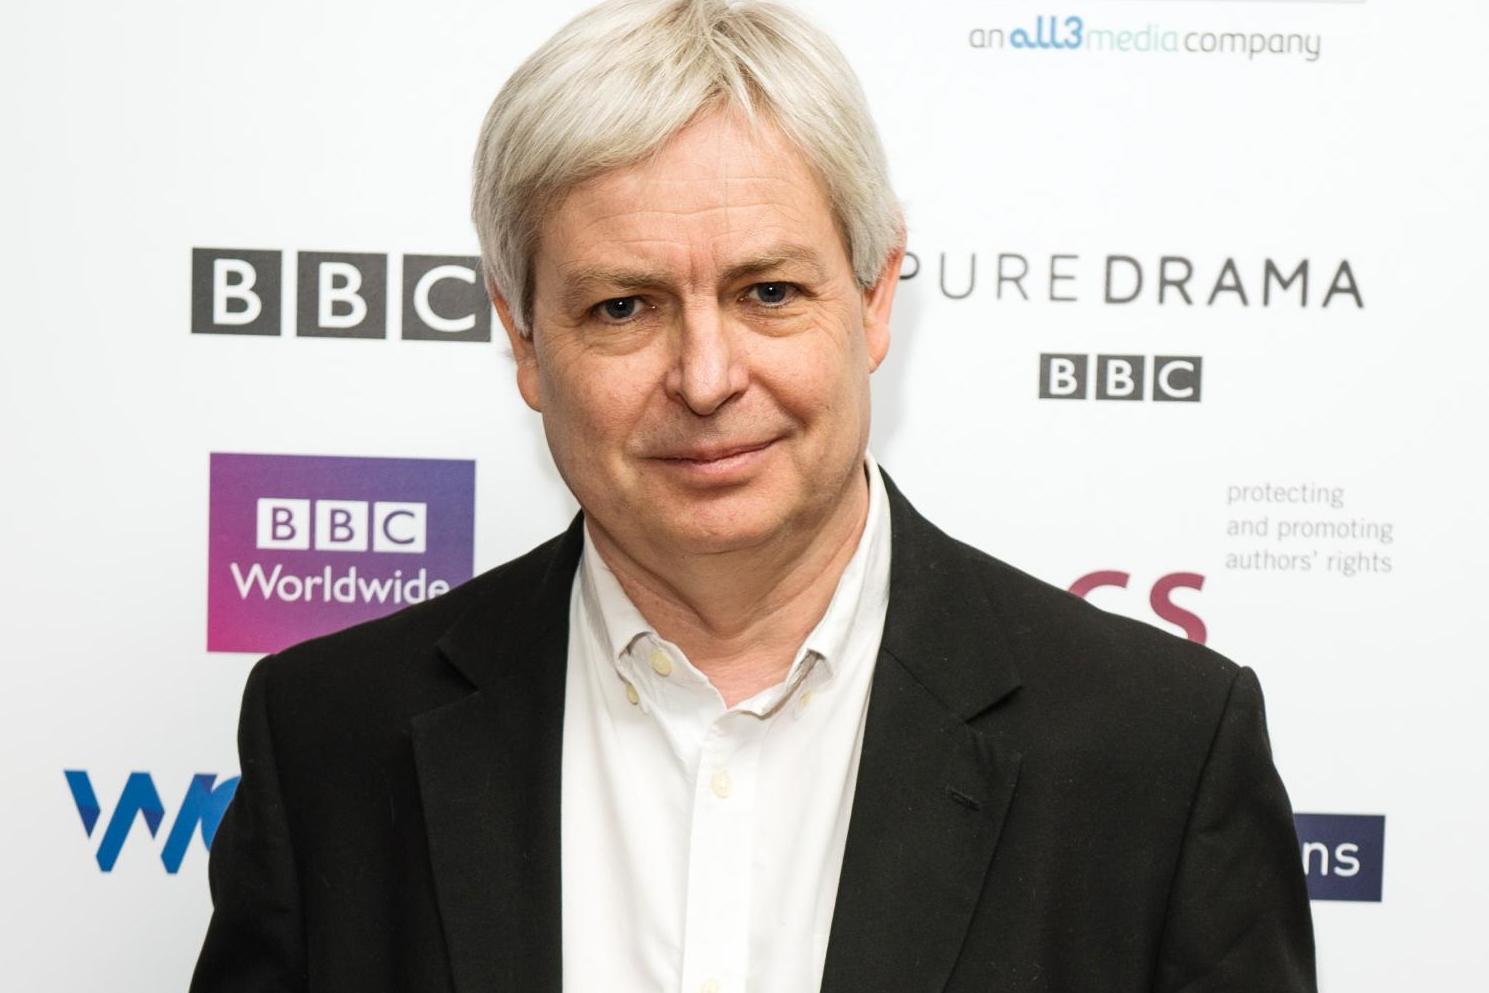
[208,453,475,653]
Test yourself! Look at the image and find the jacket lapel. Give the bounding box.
[412,518,583,993]
[819,472,1025,993]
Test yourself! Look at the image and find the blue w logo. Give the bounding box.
[64,771,240,873]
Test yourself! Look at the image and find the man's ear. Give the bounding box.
[862,239,905,373]
[490,273,542,412]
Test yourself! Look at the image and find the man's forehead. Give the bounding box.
[532,108,845,302]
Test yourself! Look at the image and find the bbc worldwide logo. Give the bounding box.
[207,453,475,653]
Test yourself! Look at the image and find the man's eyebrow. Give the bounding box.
[557,265,670,311]
[557,244,831,311]
[717,245,830,285]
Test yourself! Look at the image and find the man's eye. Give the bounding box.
[747,282,798,307]
[594,297,646,323]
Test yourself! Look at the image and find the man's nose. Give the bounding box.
[665,303,747,416]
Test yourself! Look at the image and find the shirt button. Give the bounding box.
[710,769,732,799]
[796,688,814,713]
[649,650,673,677]
[624,683,640,706]
[700,981,721,993]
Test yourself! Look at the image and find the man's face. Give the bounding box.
[498,105,901,558]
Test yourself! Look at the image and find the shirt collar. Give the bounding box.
[796,450,890,681]
[578,451,892,690]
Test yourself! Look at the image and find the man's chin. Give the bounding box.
[654,513,785,557]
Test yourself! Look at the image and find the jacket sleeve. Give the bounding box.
[1152,666,1318,993]
[190,657,308,993]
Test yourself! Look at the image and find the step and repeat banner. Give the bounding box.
[3,0,1485,989]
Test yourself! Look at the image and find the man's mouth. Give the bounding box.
[656,439,777,464]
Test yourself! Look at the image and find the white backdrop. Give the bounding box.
[3,0,1486,989]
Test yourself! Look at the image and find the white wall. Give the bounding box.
[2,1,1484,988]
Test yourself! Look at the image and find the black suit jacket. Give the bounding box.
[191,471,1316,992]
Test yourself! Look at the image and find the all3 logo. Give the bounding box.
[1069,570,1207,643]
[64,771,239,873]
[191,248,493,341]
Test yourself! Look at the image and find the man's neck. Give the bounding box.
[587,466,871,709]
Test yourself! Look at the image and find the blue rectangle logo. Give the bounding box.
[1294,813,1385,902]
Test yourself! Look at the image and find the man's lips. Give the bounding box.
[650,438,777,464]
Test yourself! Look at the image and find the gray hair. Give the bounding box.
[471,0,904,337]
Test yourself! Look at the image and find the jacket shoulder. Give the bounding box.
[247,526,573,725]
[940,528,1244,740]
[879,468,1239,714]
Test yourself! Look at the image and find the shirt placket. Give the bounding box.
[678,708,764,993]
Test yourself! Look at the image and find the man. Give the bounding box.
[192,1,1316,990]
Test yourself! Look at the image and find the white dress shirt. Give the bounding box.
[560,454,893,993]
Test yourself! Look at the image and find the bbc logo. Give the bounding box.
[190,248,492,341]
[256,499,427,554]
[1039,354,1202,402]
